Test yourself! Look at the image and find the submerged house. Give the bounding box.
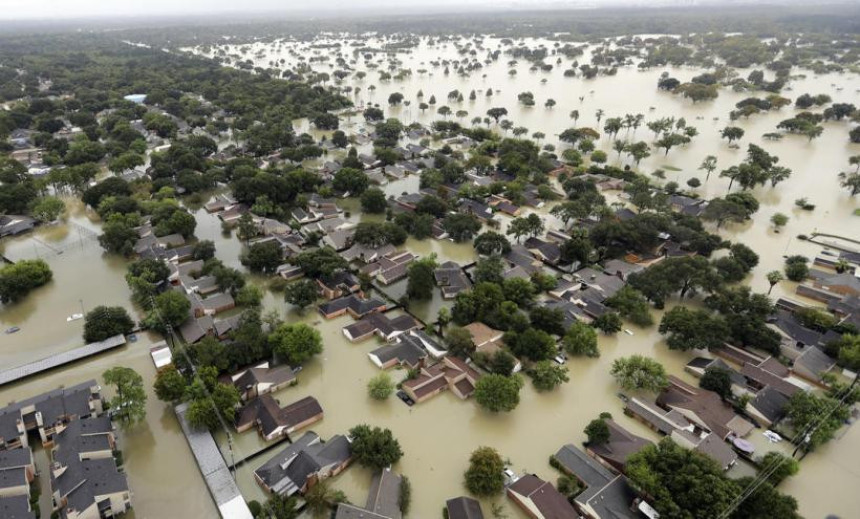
[551,445,644,519]
[401,357,481,404]
[343,313,420,343]
[0,380,104,451]
[335,468,404,519]
[236,395,323,442]
[254,432,352,496]
[506,473,578,519]
[231,362,298,401]
[49,417,131,519]
[584,420,653,474]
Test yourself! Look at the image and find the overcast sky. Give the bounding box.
[0,0,662,21]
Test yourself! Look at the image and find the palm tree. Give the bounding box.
[595,109,605,124]
[569,110,580,127]
[613,140,626,157]
[699,155,718,181]
[766,270,784,295]
[304,481,347,517]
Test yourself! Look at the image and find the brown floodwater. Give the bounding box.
[0,35,857,518]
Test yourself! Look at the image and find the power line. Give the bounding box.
[718,377,858,518]
[147,292,246,478]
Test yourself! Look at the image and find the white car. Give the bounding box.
[553,354,567,365]
[503,468,519,483]
[763,430,783,443]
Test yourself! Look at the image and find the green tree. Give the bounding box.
[474,374,524,412]
[0,259,53,304]
[406,256,438,300]
[269,323,323,365]
[766,270,784,295]
[360,187,388,213]
[785,391,851,450]
[242,240,283,274]
[98,212,140,256]
[593,312,623,335]
[627,439,740,519]
[610,355,668,392]
[103,366,147,426]
[464,447,505,496]
[446,327,476,358]
[83,306,134,343]
[443,213,482,242]
[784,255,809,282]
[145,290,191,332]
[291,247,348,279]
[348,425,403,469]
[153,365,187,403]
[758,452,799,486]
[584,418,610,445]
[658,306,728,351]
[303,480,347,517]
[605,286,653,327]
[699,155,718,180]
[236,213,258,243]
[528,361,569,391]
[284,279,319,311]
[700,366,733,400]
[29,196,65,222]
[474,232,511,256]
[367,372,395,400]
[562,321,599,357]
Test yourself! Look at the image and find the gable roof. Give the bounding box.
[446,497,484,519]
[508,474,577,519]
[586,420,653,470]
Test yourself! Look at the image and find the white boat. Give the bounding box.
[66,313,84,322]
[624,329,634,336]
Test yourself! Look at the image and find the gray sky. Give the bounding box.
[0,0,660,21]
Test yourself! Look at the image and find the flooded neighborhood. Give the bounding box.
[1,3,860,519]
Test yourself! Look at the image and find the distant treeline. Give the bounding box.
[3,4,857,48]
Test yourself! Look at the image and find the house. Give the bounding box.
[0,495,35,518]
[368,335,428,369]
[343,313,419,343]
[323,228,356,251]
[524,237,562,265]
[333,467,403,519]
[50,417,131,519]
[342,243,396,263]
[668,194,706,216]
[488,195,521,216]
[276,264,304,281]
[0,215,36,238]
[624,398,738,470]
[435,262,473,299]
[746,386,791,427]
[684,357,746,396]
[236,395,323,442]
[401,357,481,403]
[458,199,495,223]
[446,497,484,519]
[551,446,641,519]
[573,267,625,300]
[316,271,362,301]
[506,474,577,519]
[190,291,236,318]
[254,431,352,496]
[405,329,448,359]
[318,295,386,319]
[656,376,754,440]
[462,322,521,372]
[365,251,414,285]
[231,362,297,401]
[0,448,35,499]
[365,468,403,519]
[602,260,644,282]
[0,380,103,451]
[584,420,652,474]
[810,270,860,298]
